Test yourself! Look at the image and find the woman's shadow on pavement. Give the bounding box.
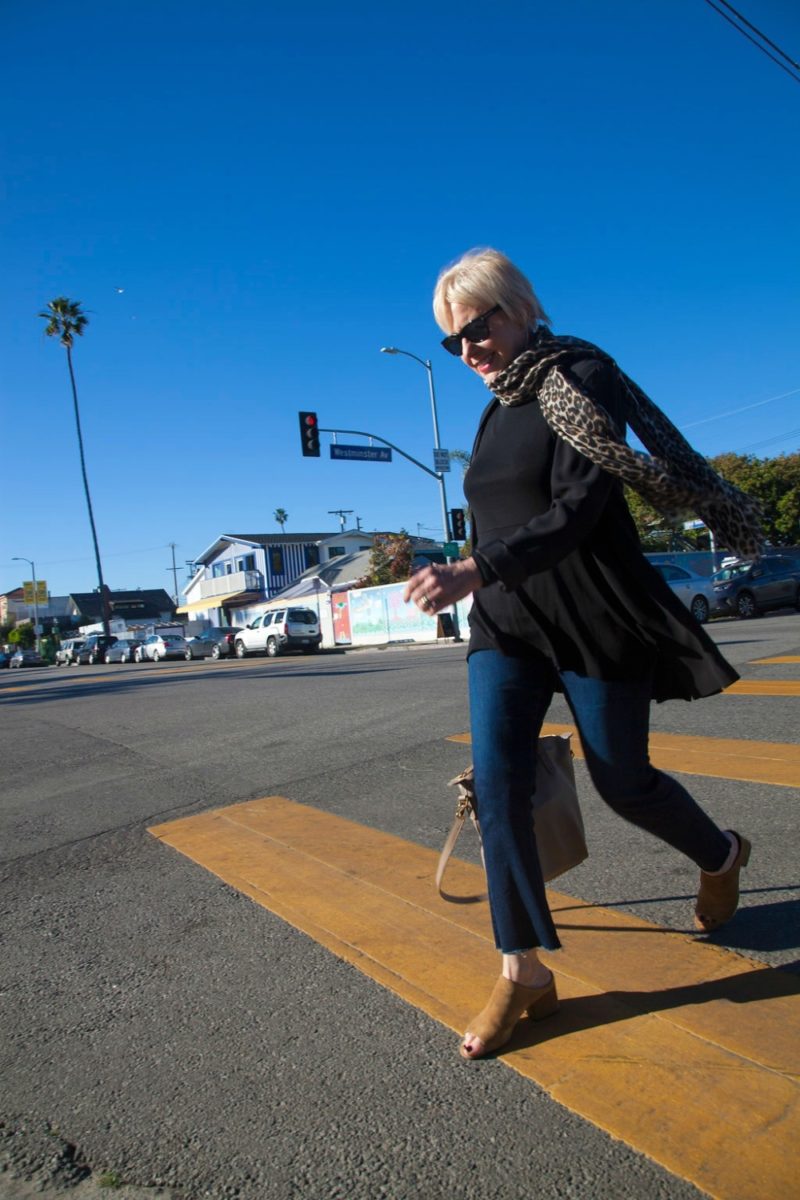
[504,892,800,1054]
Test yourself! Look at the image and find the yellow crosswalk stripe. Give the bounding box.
[748,655,800,664]
[149,796,800,1200]
[448,725,800,788]
[724,680,800,695]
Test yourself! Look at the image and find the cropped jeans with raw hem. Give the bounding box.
[467,649,732,954]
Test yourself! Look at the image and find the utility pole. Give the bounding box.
[166,542,179,603]
[328,509,353,532]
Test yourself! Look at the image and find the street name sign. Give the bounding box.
[330,444,392,463]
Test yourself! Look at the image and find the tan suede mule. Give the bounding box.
[460,972,559,1060]
[694,831,751,932]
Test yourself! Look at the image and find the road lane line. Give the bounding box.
[723,680,800,695]
[149,796,800,1200]
[448,726,800,787]
[749,656,800,664]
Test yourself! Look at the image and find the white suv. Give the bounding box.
[234,608,322,658]
[55,637,85,666]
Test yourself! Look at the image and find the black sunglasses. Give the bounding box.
[441,305,502,356]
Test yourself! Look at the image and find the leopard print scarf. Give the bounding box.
[489,329,763,559]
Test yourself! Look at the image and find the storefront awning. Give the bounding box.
[175,591,245,614]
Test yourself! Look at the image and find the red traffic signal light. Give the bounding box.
[299,411,320,457]
[450,508,467,541]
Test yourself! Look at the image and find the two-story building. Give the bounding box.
[176,531,375,624]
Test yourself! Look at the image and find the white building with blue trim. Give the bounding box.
[177,530,375,625]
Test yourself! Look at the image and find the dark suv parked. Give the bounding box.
[711,555,800,619]
[77,634,119,664]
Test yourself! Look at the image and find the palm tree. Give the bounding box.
[39,298,110,635]
[274,507,289,532]
[449,449,472,475]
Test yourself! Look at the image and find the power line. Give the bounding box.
[733,427,800,453]
[701,0,800,84]
[2,543,175,568]
[680,386,800,430]
[712,0,800,68]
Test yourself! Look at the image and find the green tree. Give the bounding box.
[39,298,110,634]
[710,452,800,547]
[8,625,35,649]
[274,507,289,532]
[623,488,693,551]
[355,531,414,587]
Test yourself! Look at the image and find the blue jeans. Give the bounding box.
[467,649,732,953]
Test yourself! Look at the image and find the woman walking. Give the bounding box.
[404,248,760,1060]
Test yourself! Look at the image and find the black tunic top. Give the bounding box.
[465,357,738,702]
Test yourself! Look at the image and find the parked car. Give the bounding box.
[0,649,13,668]
[76,634,119,664]
[652,563,716,624]
[104,639,143,663]
[184,626,242,660]
[55,637,86,666]
[135,633,188,662]
[711,555,800,619]
[10,647,46,668]
[234,607,322,658]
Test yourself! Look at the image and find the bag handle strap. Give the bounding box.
[435,793,472,895]
[435,769,486,899]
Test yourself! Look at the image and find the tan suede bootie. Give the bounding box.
[694,832,751,932]
[460,972,559,1059]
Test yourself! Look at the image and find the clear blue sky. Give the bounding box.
[2,0,798,600]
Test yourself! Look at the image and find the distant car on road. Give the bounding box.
[55,637,86,666]
[76,635,119,664]
[0,649,13,668]
[711,555,800,619]
[184,626,242,660]
[135,633,188,662]
[104,639,143,663]
[652,562,716,624]
[10,647,46,668]
[234,608,322,658]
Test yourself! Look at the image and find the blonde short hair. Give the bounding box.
[433,247,550,334]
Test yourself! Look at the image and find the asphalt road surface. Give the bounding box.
[1,613,798,1199]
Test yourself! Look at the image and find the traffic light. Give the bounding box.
[450,507,467,541]
[299,411,320,457]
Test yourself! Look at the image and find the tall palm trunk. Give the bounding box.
[66,344,110,635]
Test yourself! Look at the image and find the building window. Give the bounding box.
[304,545,320,568]
[236,554,256,572]
[328,546,345,559]
[269,547,285,575]
[212,563,226,578]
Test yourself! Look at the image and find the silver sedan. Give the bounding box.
[135,634,188,662]
[653,562,716,623]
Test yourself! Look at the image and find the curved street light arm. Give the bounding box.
[319,426,443,481]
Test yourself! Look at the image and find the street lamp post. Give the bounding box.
[380,346,451,550]
[12,556,40,653]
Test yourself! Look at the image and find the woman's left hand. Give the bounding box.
[403,557,484,616]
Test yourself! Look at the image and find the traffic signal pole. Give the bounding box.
[318,426,444,482]
[298,414,462,639]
